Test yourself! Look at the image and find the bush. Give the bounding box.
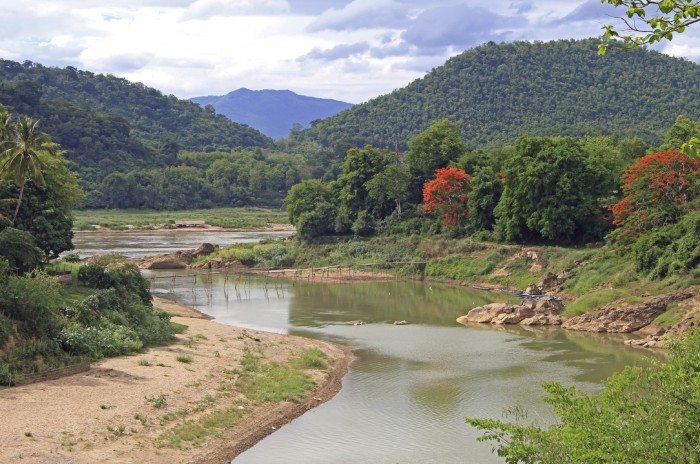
[78,263,112,289]
[0,313,14,347]
[0,275,63,338]
[59,322,143,359]
[297,203,336,240]
[351,210,376,236]
[0,227,44,273]
[632,211,700,279]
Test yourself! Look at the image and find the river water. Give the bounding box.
[75,231,656,464]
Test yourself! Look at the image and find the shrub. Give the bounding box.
[59,322,143,359]
[78,264,113,289]
[632,210,700,279]
[0,313,14,347]
[0,227,44,273]
[0,274,63,338]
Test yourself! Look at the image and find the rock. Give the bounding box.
[523,296,564,315]
[353,320,365,326]
[562,292,693,333]
[458,303,520,324]
[393,320,408,325]
[520,314,563,326]
[138,243,217,269]
[143,257,188,270]
[491,306,534,324]
[525,284,543,295]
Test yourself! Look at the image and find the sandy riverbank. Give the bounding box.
[0,298,349,464]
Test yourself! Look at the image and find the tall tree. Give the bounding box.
[1,116,52,224]
[406,119,467,202]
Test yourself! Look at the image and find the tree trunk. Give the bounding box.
[11,180,25,225]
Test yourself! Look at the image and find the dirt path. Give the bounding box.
[0,299,349,464]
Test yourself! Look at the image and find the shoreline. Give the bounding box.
[0,297,351,464]
[74,223,295,233]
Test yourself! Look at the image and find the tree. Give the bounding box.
[609,149,699,238]
[422,167,471,229]
[466,166,502,232]
[406,119,467,202]
[494,137,609,243]
[285,179,337,240]
[335,146,393,230]
[0,227,43,273]
[0,116,51,223]
[599,0,700,55]
[366,163,410,218]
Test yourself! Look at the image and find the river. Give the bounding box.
[75,231,656,464]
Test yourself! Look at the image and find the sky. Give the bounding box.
[0,0,698,103]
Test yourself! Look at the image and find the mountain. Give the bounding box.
[305,39,700,149]
[0,59,273,185]
[192,88,352,139]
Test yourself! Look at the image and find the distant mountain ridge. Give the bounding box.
[192,88,352,139]
[304,39,700,149]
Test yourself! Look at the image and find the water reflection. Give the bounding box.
[145,272,656,464]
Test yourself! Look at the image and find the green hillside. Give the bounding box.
[305,39,700,149]
[0,59,273,186]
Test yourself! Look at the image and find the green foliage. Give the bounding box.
[0,274,62,338]
[336,146,393,228]
[632,209,700,278]
[494,137,610,243]
[59,322,143,359]
[599,0,700,54]
[285,179,337,239]
[305,39,699,150]
[466,166,502,232]
[405,119,467,200]
[0,59,272,199]
[467,329,700,463]
[96,149,309,209]
[0,227,44,273]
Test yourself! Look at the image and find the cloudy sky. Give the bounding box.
[1,0,698,103]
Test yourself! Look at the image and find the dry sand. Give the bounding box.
[0,298,349,464]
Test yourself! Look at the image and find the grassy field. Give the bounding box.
[73,207,290,230]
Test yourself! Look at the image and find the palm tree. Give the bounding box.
[0,116,52,224]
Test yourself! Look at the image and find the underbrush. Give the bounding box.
[0,257,176,386]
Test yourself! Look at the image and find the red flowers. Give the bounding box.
[422,167,471,228]
[609,150,699,235]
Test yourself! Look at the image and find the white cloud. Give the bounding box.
[0,0,697,104]
[182,0,290,20]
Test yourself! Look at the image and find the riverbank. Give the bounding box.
[0,297,349,464]
[74,207,292,232]
[183,235,698,345]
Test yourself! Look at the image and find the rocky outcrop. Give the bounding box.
[562,292,693,333]
[138,243,217,270]
[457,295,564,326]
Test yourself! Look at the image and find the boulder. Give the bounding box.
[523,296,564,315]
[562,292,692,333]
[143,257,188,270]
[491,306,534,324]
[525,284,543,295]
[520,314,563,326]
[458,303,521,324]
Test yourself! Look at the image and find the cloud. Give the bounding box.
[369,41,412,59]
[556,0,618,24]
[182,0,290,20]
[510,1,533,14]
[402,4,518,49]
[299,42,370,62]
[307,0,409,32]
[81,51,155,73]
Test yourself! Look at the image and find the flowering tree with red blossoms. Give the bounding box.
[609,149,699,238]
[422,167,471,228]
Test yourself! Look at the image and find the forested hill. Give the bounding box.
[0,59,272,183]
[192,88,352,139]
[304,39,700,149]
